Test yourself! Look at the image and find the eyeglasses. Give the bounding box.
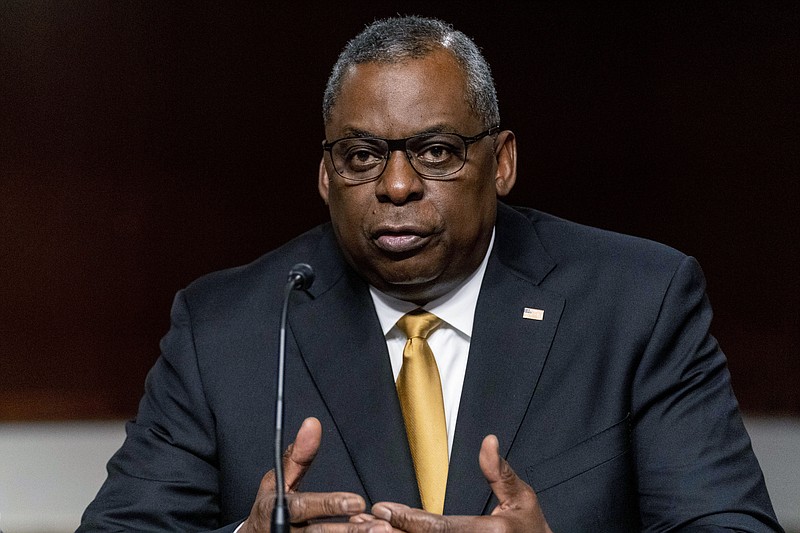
[322,126,499,182]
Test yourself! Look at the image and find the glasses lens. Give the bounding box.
[327,132,474,181]
[331,138,388,181]
[406,133,467,178]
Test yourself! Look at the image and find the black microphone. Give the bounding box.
[272,263,315,533]
[287,263,315,291]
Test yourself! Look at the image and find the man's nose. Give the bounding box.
[374,150,424,204]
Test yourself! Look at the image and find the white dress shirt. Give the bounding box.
[369,230,494,456]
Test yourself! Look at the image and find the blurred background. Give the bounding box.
[1,1,797,531]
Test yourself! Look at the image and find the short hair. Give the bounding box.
[322,16,500,128]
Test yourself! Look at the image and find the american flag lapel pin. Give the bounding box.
[522,307,545,321]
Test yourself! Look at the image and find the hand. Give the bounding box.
[357,435,553,533]
[240,417,393,532]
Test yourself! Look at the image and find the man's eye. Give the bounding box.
[343,145,384,169]
[416,143,459,163]
[351,149,379,162]
[421,146,448,160]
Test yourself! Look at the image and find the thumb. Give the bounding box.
[479,434,551,532]
[283,417,322,491]
[478,434,525,504]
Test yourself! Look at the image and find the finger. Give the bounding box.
[286,491,366,522]
[303,520,395,533]
[349,513,408,533]
[349,513,374,523]
[347,513,404,532]
[479,434,529,506]
[255,417,322,496]
[373,502,494,532]
[478,434,504,483]
[284,417,323,491]
[478,436,551,530]
[372,502,437,532]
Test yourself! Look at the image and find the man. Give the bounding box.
[79,16,782,532]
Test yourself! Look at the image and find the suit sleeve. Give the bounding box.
[77,291,243,532]
[631,256,782,532]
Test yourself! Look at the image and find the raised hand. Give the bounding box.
[358,435,552,533]
[240,417,393,532]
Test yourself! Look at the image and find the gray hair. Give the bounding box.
[322,16,500,128]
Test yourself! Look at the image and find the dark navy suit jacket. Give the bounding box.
[79,203,782,532]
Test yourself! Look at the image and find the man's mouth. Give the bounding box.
[375,233,428,253]
[372,228,433,254]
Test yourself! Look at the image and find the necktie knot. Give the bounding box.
[397,309,442,340]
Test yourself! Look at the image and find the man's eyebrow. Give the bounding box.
[342,124,454,139]
[418,124,451,135]
[341,128,375,138]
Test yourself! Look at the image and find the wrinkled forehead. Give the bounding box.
[327,51,477,139]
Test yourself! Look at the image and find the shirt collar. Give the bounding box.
[369,228,494,338]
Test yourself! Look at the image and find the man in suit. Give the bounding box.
[79,16,782,532]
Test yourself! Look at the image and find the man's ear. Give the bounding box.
[318,158,330,205]
[494,130,517,198]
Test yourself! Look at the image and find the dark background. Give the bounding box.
[1,1,797,419]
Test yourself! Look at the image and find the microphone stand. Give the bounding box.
[271,264,314,533]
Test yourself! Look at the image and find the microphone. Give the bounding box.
[287,263,315,291]
[272,263,315,533]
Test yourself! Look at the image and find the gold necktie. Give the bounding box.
[396,309,448,514]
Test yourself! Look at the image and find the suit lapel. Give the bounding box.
[445,204,564,515]
[289,229,420,507]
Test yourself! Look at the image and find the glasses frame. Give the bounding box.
[322,125,500,182]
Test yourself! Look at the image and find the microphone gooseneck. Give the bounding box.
[272,263,315,533]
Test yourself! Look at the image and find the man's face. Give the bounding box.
[319,49,516,304]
